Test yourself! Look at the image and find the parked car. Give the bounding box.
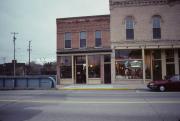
[147,75,180,91]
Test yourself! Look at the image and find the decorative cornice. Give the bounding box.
[110,0,171,9]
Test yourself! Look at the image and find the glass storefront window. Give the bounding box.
[60,56,72,78]
[115,50,142,60]
[115,50,143,79]
[153,60,162,80]
[166,49,174,62]
[152,50,161,59]
[75,56,86,64]
[166,49,175,77]
[88,55,100,78]
[152,50,162,80]
[104,54,111,63]
[145,50,151,79]
[116,60,143,79]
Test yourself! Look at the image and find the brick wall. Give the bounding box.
[110,0,180,43]
[57,15,110,50]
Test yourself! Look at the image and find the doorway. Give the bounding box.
[75,56,86,84]
[104,54,111,84]
[104,64,111,84]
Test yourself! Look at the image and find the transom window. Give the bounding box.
[64,32,71,49]
[152,15,161,39]
[95,31,102,47]
[80,31,86,48]
[125,16,134,40]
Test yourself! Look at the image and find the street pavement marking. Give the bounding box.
[0,99,180,104]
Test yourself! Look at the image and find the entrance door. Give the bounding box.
[104,64,111,84]
[75,56,86,84]
[76,65,86,84]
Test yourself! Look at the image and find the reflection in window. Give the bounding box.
[126,16,134,40]
[145,50,151,79]
[95,31,101,47]
[60,56,72,78]
[152,50,162,80]
[166,49,175,77]
[80,32,86,48]
[116,60,143,79]
[88,55,100,78]
[152,15,161,39]
[75,56,86,64]
[65,32,71,48]
[115,50,143,79]
[115,50,142,59]
[104,54,111,63]
[170,75,180,82]
[179,49,180,74]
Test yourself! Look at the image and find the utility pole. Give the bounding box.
[27,41,32,74]
[11,32,18,76]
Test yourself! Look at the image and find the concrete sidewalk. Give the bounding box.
[57,84,148,90]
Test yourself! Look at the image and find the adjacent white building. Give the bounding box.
[110,0,180,84]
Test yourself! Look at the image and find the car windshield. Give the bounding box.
[170,75,180,82]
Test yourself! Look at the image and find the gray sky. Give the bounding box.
[0,0,109,64]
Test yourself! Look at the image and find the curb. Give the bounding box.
[57,88,136,90]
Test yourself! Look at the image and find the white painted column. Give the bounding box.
[142,48,146,84]
[101,55,104,84]
[86,55,88,84]
[161,50,166,79]
[71,55,74,84]
[174,49,179,75]
[111,49,116,84]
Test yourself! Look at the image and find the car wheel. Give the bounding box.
[159,85,166,92]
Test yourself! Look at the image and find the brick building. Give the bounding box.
[56,15,111,84]
[57,0,180,85]
[110,0,180,84]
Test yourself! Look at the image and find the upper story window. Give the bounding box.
[64,32,71,49]
[125,16,134,40]
[152,15,161,39]
[95,31,102,47]
[80,31,86,48]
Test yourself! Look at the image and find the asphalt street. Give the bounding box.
[0,90,180,121]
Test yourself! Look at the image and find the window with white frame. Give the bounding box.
[64,32,71,49]
[125,16,134,40]
[80,31,86,48]
[152,15,161,39]
[95,31,101,47]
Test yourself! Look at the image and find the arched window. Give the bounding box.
[125,16,134,40]
[152,15,161,39]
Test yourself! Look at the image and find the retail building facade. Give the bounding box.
[56,15,111,84]
[110,0,180,84]
[57,0,180,85]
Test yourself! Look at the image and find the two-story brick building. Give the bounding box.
[57,0,180,85]
[110,0,180,84]
[56,15,111,84]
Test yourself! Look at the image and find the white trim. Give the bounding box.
[64,32,72,49]
[79,31,87,49]
[125,17,135,41]
[94,30,102,48]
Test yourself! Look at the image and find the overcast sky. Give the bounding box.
[0,0,109,64]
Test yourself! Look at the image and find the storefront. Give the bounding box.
[113,48,180,83]
[58,53,111,85]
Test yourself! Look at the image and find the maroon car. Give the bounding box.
[147,75,180,91]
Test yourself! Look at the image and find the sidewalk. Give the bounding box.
[57,84,148,90]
